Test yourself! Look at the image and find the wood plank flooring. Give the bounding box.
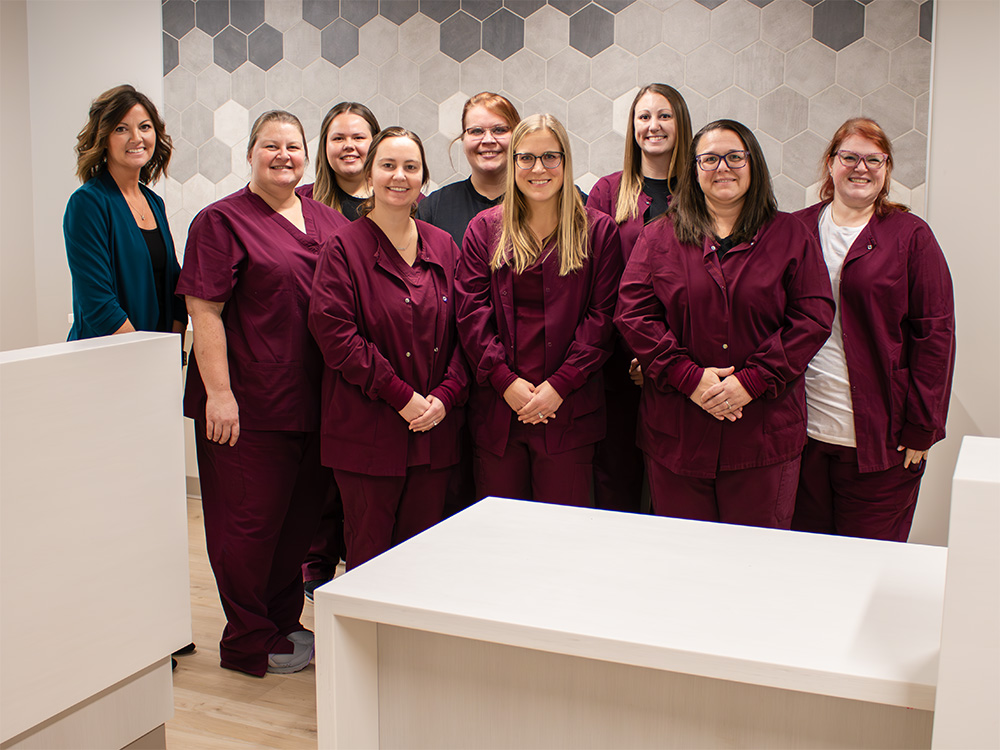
[166,497,323,749]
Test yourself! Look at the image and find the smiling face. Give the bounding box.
[325,112,374,183]
[513,129,565,210]
[367,136,424,211]
[633,91,676,166]
[462,104,513,179]
[829,133,887,213]
[105,103,155,175]
[695,128,751,216]
[248,121,306,193]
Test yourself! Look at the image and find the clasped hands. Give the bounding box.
[504,377,563,425]
[399,392,447,432]
[691,366,751,422]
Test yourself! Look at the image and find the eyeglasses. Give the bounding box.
[696,151,749,171]
[464,125,511,139]
[835,150,888,170]
[514,151,564,170]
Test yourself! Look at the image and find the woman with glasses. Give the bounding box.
[615,119,834,528]
[791,117,955,542]
[456,114,623,506]
[587,83,693,515]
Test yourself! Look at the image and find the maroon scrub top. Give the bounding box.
[457,205,624,457]
[177,187,350,431]
[587,171,652,263]
[795,202,955,472]
[309,217,468,477]
[615,212,835,478]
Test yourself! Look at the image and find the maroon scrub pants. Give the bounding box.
[474,418,594,507]
[593,381,645,514]
[334,465,452,570]
[195,426,329,676]
[645,453,800,529]
[792,438,924,542]
[301,481,345,584]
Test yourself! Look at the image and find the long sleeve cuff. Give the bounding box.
[547,364,584,399]
[899,422,937,451]
[666,361,703,397]
[488,362,518,395]
[735,367,767,400]
[381,377,415,412]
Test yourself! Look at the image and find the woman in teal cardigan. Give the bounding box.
[64,85,186,340]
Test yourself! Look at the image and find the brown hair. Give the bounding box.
[246,110,308,160]
[493,115,589,276]
[669,119,777,246]
[358,127,430,218]
[313,102,381,212]
[450,92,521,169]
[75,85,172,184]
[615,84,693,224]
[818,117,908,217]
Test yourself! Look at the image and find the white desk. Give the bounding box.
[316,497,946,749]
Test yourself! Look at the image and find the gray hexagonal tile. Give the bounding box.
[163,0,195,39]
[214,25,248,72]
[614,1,661,55]
[861,84,915,139]
[421,0,461,22]
[231,0,265,33]
[328,57,372,105]
[198,138,231,183]
[772,174,806,211]
[343,0,380,25]
[230,61,266,107]
[400,93,440,139]
[891,130,926,188]
[287,97,322,142]
[248,97,284,127]
[679,86,709,132]
[195,0,229,37]
[523,89,569,123]
[462,49,503,94]
[438,91,468,138]
[711,0,761,53]
[784,40,835,97]
[758,85,808,141]
[164,106,183,144]
[380,54,420,103]
[914,91,928,134]
[249,23,283,70]
[919,0,932,41]
[612,88,638,137]
[504,0,546,18]
[197,64,231,110]
[265,60,303,107]
[591,46,637,99]
[890,37,931,96]
[165,67,198,111]
[568,89,612,143]
[165,176,183,212]
[747,0,774,6]
[483,7,524,60]
[282,20,322,68]
[503,48,547,100]
[733,41,783,97]
[524,5,569,59]
[685,42,734,99]
[399,13,441,63]
[419,53,461,102]
[423,131,458,185]
[812,0,864,51]
[359,16,399,65]
[214,100,250,146]
[321,18,360,67]
[550,0,590,14]
[215,174,247,200]
[754,129,781,176]
[760,0,811,51]
[589,131,626,178]
[179,28,213,73]
[230,135,252,174]
[865,0,919,50]
[441,10,481,62]
[808,84,860,138]
[266,0,305,32]
[569,3,614,57]
[637,44,686,90]
[170,140,199,183]
[837,39,889,97]
[568,130,590,176]
[707,86,758,129]
[182,103,214,147]
[462,0,502,19]
[547,47,591,99]
[302,60,340,105]
[694,0,726,9]
[303,0,340,29]
[662,0,711,54]
[596,0,636,10]
[164,33,179,76]
[382,0,419,24]
[781,129,827,185]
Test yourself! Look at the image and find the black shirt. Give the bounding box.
[416,177,503,247]
[643,176,673,225]
[140,226,170,332]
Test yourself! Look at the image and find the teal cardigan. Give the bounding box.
[63,169,186,340]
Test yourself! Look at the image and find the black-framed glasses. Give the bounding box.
[464,125,511,139]
[695,150,749,171]
[514,151,564,170]
[835,150,887,170]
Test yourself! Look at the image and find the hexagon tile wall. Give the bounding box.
[163,0,933,250]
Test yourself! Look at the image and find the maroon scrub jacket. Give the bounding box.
[615,212,835,479]
[309,218,468,476]
[795,202,955,472]
[587,171,652,262]
[456,205,624,457]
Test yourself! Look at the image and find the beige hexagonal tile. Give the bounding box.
[890,37,931,96]
[615,1,664,55]
[524,5,569,60]
[591,46,638,99]
[462,50,503,97]
[359,16,399,66]
[662,0,710,55]
[710,0,760,54]
[836,39,890,98]
[438,92,469,139]
[612,87,641,138]
[685,42,734,99]
[761,0,811,52]
[864,0,919,51]
[784,40,835,97]
[182,173,215,214]
[399,13,440,64]
[283,20,322,69]
[503,48,547,102]
[734,41,783,97]
[547,47,592,100]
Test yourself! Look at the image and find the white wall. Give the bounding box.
[909,0,1000,546]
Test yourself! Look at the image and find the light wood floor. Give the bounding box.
[166,497,323,749]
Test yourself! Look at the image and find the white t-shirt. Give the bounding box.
[804,205,867,446]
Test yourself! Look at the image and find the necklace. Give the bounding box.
[394,222,415,253]
[124,194,147,222]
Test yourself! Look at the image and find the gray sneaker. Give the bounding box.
[267,635,314,674]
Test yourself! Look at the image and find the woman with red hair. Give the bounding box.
[792,117,955,542]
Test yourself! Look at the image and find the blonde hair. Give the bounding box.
[492,115,589,276]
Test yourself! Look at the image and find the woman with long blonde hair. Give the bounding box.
[456,114,623,506]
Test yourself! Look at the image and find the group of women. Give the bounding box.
[64,83,955,678]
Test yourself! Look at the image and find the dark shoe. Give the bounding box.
[303,579,329,602]
[173,642,196,657]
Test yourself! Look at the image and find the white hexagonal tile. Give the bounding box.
[230,139,250,176]
[591,46,638,99]
[197,64,231,110]
[438,92,469,139]
[339,57,379,104]
[198,137,232,184]
[734,41,783,97]
[803,179,821,207]
[165,177,184,212]
[758,86,808,142]
[865,0,919,51]
[462,50,503,97]
[380,54,420,104]
[230,62,266,109]
[837,39,890,98]
[784,40,835,97]
[214,100,250,147]
[710,0,760,54]
[165,67,198,111]
[772,174,806,212]
[615,1,663,55]
[215,173,247,200]
[568,89,613,142]
[760,0,811,52]
[182,173,215,214]
[399,12,440,64]
[169,209,193,258]
[685,42,734,99]
[503,48,546,102]
[248,98,280,130]
[781,129,827,186]
[400,94,439,141]
[359,16,399,66]
[707,86,758,130]
[419,53,461,103]
[808,85,861,139]
[577,172,599,194]
[283,20,322,69]
[662,0,710,55]
[861,84,915,140]
[301,60,339,106]
[908,182,926,218]
[265,60,303,108]
[424,131,460,186]
[547,47,591,100]
[164,106,182,142]
[568,131,589,177]
[178,28,213,74]
[636,44,686,91]
[890,37,931,96]
[886,178,911,211]
[524,5,569,60]
[589,131,626,179]
[612,87,640,138]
